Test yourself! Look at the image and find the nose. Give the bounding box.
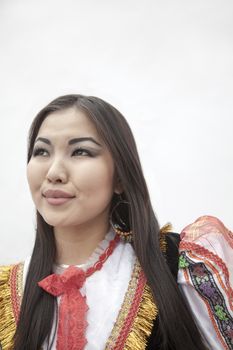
[46,159,68,184]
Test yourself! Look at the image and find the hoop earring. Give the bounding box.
[110,199,133,243]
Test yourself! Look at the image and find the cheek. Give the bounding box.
[27,163,35,191]
[76,160,115,198]
[27,161,44,196]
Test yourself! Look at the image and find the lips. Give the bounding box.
[43,189,75,198]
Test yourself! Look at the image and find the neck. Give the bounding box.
[54,218,110,265]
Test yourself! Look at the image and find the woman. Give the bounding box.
[0,94,232,350]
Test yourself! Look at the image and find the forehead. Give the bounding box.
[37,108,99,139]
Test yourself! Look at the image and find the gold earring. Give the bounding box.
[110,199,133,243]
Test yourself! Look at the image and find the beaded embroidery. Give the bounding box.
[179,252,233,348]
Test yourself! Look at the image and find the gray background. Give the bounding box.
[0,0,232,264]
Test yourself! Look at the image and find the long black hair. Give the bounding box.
[14,94,208,349]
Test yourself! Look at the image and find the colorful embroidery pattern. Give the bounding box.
[179,252,233,348]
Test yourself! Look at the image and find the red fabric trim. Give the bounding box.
[180,241,230,281]
[180,241,233,307]
[39,234,120,350]
[180,241,229,277]
[86,235,120,277]
[113,269,147,349]
[39,266,88,350]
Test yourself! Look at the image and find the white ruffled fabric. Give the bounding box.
[23,230,136,350]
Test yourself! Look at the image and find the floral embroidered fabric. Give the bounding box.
[178,215,233,350]
[179,252,233,348]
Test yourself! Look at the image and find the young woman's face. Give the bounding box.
[27,107,117,229]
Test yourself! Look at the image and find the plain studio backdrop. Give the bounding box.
[0,0,232,264]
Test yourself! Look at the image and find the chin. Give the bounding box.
[39,213,64,227]
[41,214,79,228]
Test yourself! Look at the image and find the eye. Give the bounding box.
[32,147,49,157]
[72,148,93,157]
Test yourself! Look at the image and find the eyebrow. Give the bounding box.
[35,137,102,147]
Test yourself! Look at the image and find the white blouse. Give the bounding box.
[23,230,137,350]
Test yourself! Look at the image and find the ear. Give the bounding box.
[114,177,124,195]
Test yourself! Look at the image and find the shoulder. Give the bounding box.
[0,264,13,283]
[179,215,232,271]
[0,262,24,287]
[180,214,232,249]
[0,263,19,292]
[0,263,24,350]
[159,223,181,281]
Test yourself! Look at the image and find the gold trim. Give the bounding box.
[105,261,142,349]
[124,283,157,349]
[160,222,173,253]
[0,263,24,350]
[105,260,157,350]
[0,265,16,350]
[160,222,173,234]
[105,227,172,349]
[16,262,24,304]
[0,228,171,350]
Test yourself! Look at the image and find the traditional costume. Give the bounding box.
[0,215,232,349]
